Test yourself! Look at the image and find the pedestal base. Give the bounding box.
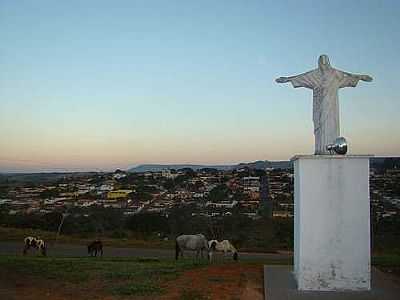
[292,155,372,291]
[264,266,400,300]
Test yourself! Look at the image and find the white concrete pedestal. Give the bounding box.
[292,155,371,291]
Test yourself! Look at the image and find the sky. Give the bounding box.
[1,0,399,172]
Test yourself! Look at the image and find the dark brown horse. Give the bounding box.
[88,240,103,257]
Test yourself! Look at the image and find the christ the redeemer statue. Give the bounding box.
[276,55,372,154]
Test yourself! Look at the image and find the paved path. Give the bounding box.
[0,241,290,261]
[264,265,400,300]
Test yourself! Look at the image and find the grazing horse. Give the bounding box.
[208,239,238,262]
[23,236,46,256]
[88,240,103,257]
[175,234,209,261]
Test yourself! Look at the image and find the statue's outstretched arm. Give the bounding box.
[338,70,373,88]
[276,70,314,84]
[342,71,373,82]
[276,70,315,89]
[276,75,298,83]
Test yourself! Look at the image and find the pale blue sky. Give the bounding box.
[1,0,399,172]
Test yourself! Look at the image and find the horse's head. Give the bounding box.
[209,240,217,251]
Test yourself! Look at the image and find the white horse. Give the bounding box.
[175,234,209,261]
[208,239,238,262]
[23,236,47,256]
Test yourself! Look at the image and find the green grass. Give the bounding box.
[372,254,400,267]
[0,226,174,249]
[0,255,207,296]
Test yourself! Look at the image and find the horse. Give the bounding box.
[23,236,47,256]
[208,239,238,262]
[175,234,209,261]
[88,240,103,257]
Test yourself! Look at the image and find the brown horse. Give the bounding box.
[23,236,47,256]
[88,240,103,257]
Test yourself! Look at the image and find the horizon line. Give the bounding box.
[1,155,399,174]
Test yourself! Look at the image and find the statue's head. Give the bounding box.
[318,55,331,71]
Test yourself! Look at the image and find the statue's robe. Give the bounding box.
[290,68,360,154]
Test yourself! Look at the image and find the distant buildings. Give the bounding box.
[242,176,260,192]
[0,164,398,223]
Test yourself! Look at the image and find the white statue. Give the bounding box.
[276,55,372,154]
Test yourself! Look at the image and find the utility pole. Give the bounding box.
[54,212,69,246]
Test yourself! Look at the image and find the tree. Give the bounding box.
[125,213,169,235]
[208,184,229,202]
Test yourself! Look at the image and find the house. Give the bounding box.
[107,190,133,200]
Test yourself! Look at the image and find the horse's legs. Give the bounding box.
[23,244,29,255]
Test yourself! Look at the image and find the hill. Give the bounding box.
[128,157,400,173]
[128,160,293,173]
[128,164,233,173]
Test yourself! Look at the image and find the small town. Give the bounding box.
[1,159,399,224]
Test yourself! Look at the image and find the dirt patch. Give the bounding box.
[0,269,112,300]
[0,263,264,300]
[376,266,400,282]
[160,263,264,300]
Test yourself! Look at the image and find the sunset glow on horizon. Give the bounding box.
[1,1,399,172]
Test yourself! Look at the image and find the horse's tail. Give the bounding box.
[175,240,180,260]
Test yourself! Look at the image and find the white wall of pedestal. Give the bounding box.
[293,155,371,291]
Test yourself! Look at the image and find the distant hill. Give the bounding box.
[235,160,292,170]
[127,157,400,173]
[128,164,233,173]
[128,160,293,173]
[370,157,400,169]
[0,172,100,184]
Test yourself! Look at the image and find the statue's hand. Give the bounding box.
[360,75,373,82]
[276,77,289,83]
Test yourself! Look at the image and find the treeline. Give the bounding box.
[0,206,293,251]
[372,215,400,253]
[1,206,399,252]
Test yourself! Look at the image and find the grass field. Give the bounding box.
[1,254,399,299]
[0,255,274,299]
[0,255,209,298]
[0,226,174,249]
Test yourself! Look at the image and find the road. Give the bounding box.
[0,241,291,261]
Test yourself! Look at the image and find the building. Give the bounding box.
[107,190,133,200]
[242,176,260,192]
